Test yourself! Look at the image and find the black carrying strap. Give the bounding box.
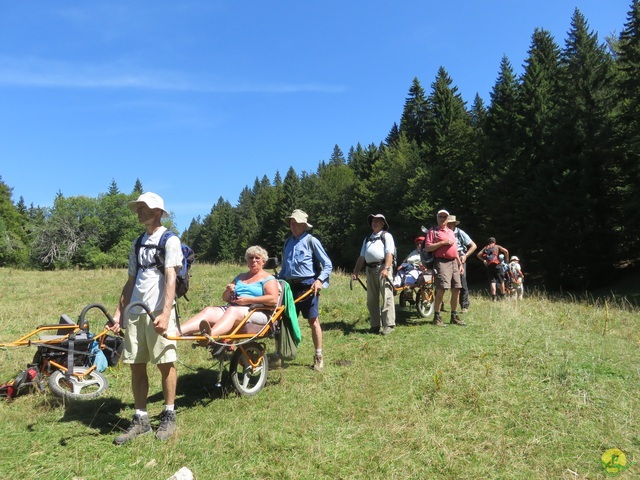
[173,302,183,336]
[65,333,75,381]
[135,230,175,273]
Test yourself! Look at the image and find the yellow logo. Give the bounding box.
[602,448,630,476]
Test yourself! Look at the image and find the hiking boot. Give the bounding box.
[113,414,152,445]
[381,326,394,335]
[450,313,466,326]
[432,314,446,327]
[313,355,324,372]
[156,410,177,441]
[369,327,380,334]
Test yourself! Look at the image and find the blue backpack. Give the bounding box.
[135,230,195,300]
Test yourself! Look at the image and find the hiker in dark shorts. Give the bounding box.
[279,209,332,371]
[477,237,509,301]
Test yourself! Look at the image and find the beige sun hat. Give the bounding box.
[446,215,460,225]
[128,192,169,218]
[511,256,520,262]
[285,209,313,229]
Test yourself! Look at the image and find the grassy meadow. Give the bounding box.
[0,264,638,480]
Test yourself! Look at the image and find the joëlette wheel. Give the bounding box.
[48,367,108,400]
[229,342,268,396]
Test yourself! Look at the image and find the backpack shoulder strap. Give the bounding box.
[155,229,178,274]
[134,233,145,271]
[159,229,176,248]
[306,233,315,252]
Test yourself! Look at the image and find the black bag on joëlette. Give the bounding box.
[102,335,125,367]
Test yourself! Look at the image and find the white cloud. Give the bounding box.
[0,56,345,93]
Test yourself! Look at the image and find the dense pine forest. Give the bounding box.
[2,5,640,291]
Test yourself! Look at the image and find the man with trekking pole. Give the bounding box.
[352,214,396,335]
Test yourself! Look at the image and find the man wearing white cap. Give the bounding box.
[352,213,396,335]
[280,209,333,371]
[110,192,183,444]
[424,209,465,326]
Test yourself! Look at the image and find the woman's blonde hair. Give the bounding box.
[245,245,269,263]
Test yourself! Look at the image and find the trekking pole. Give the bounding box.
[350,277,367,291]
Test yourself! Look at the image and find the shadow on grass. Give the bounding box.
[148,367,231,409]
[322,319,360,334]
[57,395,127,435]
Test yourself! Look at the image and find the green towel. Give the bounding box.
[281,281,302,345]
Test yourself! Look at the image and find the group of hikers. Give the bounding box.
[110,192,524,445]
[110,193,333,445]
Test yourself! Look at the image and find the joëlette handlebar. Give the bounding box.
[78,303,116,331]
[121,301,155,330]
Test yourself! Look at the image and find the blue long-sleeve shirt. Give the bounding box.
[279,232,332,288]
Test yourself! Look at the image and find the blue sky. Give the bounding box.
[0,1,631,232]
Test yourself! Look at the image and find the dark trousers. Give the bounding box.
[459,263,470,308]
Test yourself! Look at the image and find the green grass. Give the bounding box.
[0,265,638,480]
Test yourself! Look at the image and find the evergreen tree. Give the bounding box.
[328,144,346,166]
[347,143,380,181]
[234,187,259,257]
[385,122,401,147]
[97,181,140,267]
[615,0,640,256]
[181,216,203,253]
[480,57,521,236]
[549,9,617,287]
[510,28,562,272]
[108,179,120,195]
[306,159,357,266]
[197,198,237,262]
[399,77,429,145]
[282,167,303,214]
[413,67,475,220]
[132,179,144,195]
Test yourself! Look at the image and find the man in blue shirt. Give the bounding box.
[447,215,477,313]
[280,209,333,371]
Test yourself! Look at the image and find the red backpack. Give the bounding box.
[483,245,500,265]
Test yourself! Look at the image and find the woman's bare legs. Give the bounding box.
[208,306,250,337]
[180,306,225,335]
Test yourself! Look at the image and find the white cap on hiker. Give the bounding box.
[128,192,169,218]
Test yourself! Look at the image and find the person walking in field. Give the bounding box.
[109,192,183,445]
